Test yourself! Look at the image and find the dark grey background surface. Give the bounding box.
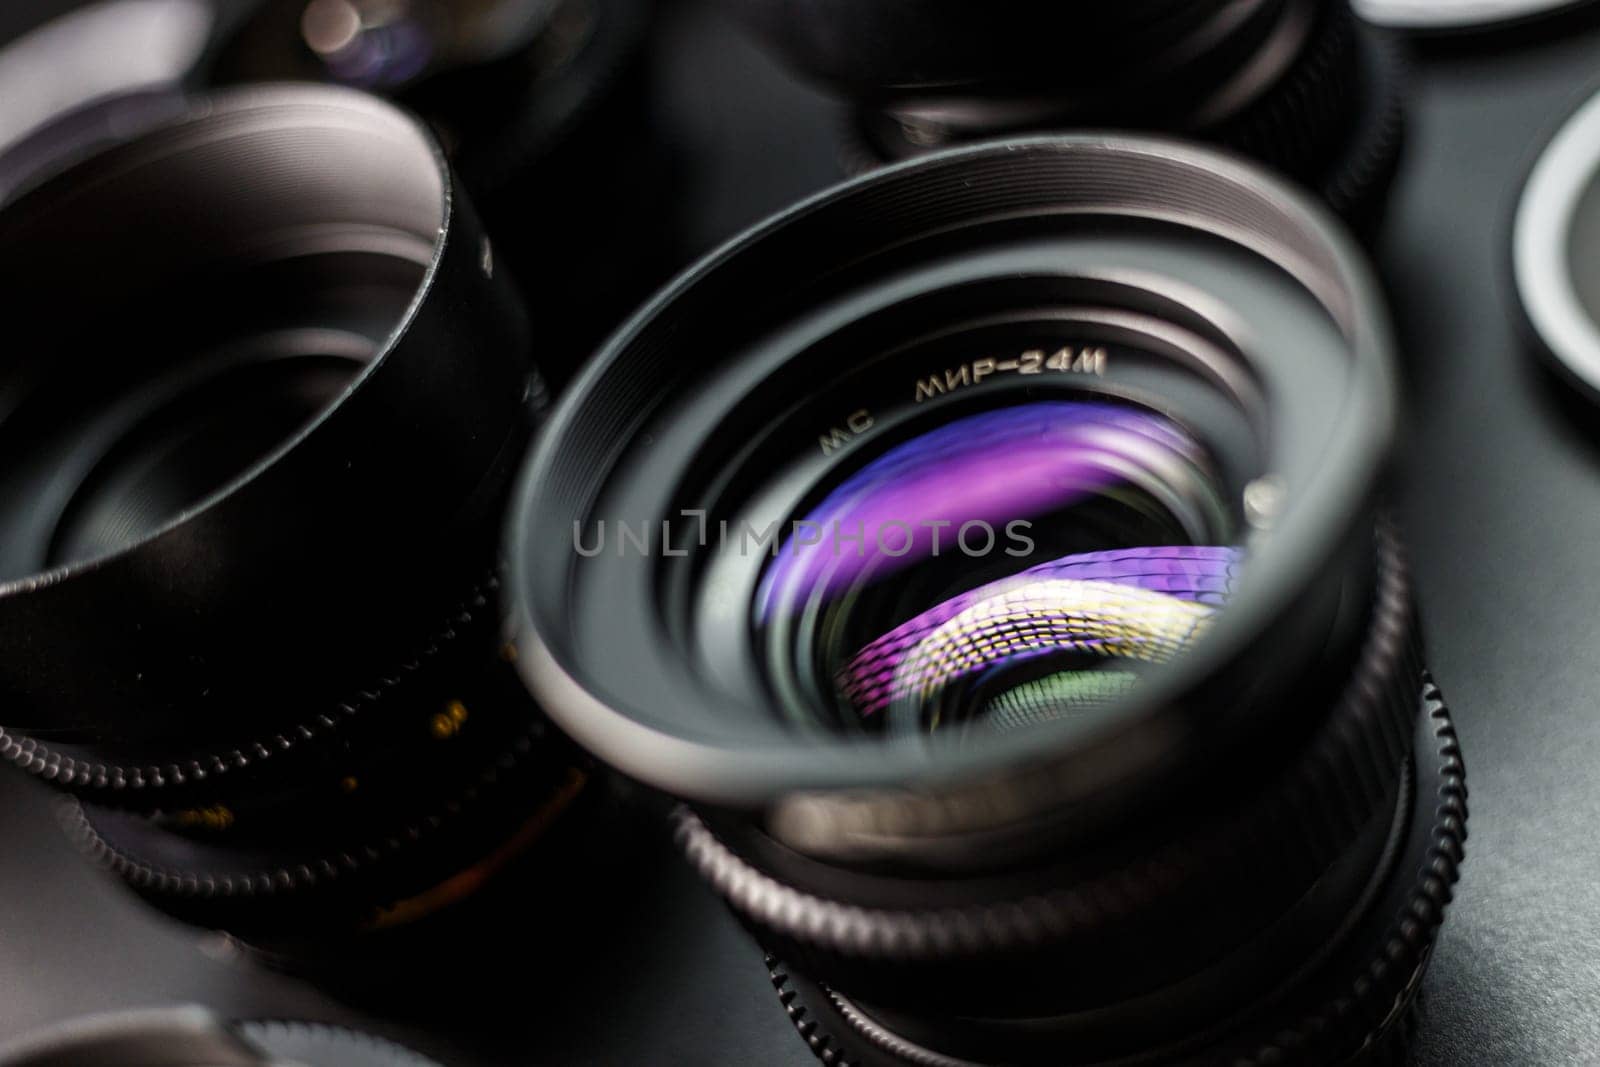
[1,2,1598,1064]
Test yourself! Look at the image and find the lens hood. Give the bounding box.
[0,84,538,797]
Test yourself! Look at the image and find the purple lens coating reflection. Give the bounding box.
[756,401,1216,622]
[754,400,1242,731]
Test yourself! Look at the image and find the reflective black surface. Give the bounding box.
[0,2,1597,1064]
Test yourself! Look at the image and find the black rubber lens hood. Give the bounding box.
[0,85,537,785]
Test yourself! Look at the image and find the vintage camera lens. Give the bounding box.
[0,1008,437,1067]
[211,0,672,382]
[0,85,585,950]
[507,138,1467,1064]
[732,0,1406,228]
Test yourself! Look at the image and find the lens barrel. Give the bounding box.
[732,0,1406,228]
[0,84,586,947]
[507,138,1466,1064]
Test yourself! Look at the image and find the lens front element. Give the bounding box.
[757,400,1240,737]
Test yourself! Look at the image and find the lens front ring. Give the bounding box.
[509,135,1397,823]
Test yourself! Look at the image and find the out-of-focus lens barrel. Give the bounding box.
[0,83,535,800]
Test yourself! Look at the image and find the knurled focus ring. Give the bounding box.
[58,722,583,920]
[763,679,1465,1066]
[1318,24,1408,227]
[0,570,508,803]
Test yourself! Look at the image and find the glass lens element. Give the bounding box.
[756,399,1242,735]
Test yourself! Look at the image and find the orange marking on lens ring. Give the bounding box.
[431,699,470,739]
[362,767,590,931]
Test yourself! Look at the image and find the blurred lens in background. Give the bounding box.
[0,84,612,982]
[729,0,1408,229]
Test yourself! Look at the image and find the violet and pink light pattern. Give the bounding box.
[837,545,1243,722]
[756,401,1216,622]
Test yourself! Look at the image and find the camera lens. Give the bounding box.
[733,0,1406,228]
[0,1008,438,1067]
[506,138,1467,1064]
[0,84,584,949]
